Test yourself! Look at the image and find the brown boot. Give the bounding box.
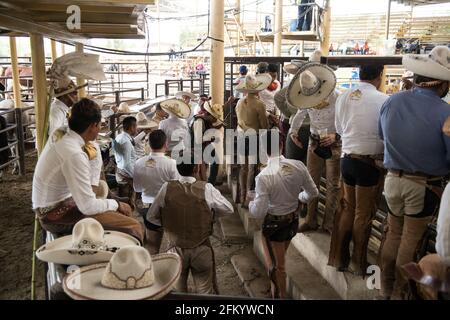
[391,215,432,300]
[380,213,404,299]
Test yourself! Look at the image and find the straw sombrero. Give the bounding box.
[235,73,272,93]
[63,246,181,300]
[160,98,191,119]
[403,46,450,82]
[117,102,131,113]
[283,60,307,75]
[175,91,197,101]
[36,218,140,266]
[286,62,337,109]
[203,101,224,122]
[136,112,158,130]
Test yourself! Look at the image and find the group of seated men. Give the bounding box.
[31,45,450,300]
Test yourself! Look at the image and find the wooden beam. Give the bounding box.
[210,0,224,105]
[29,12,137,24]
[320,0,331,55]
[75,43,86,98]
[61,41,65,55]
[273,0,282,56]
[8,37,22,108]
[30,33,48,154]
[50,39,57,62]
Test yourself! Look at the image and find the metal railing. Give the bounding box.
[154,74,209,98]
[0,105,35,176]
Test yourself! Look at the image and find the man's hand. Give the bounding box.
[290,133,303,149]
[117,201,133,217]
[443,116,450,137]
[320,133,337,147]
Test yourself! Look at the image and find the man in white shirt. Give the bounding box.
[258,63,282,129]
[293,88,341,234]
[134,130,180,253]
[328,65,389,276]
[249,131,318,298]
[48,81,78,137]
[32,98,144,243]
[158,99,191,155]
[146,151,233,294]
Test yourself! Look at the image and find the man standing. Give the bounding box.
[249,131,318,298]
[134,130,180,253]
[32,98,143,243]
[146,151,234,294]
[233,65,248,99]
[379,46,450,300]
[328,64,388,276]
[285,55,341,234]
[48,80,78,137]
[158,98,191,156]
[114,116,137,184]
[235,73,271,207]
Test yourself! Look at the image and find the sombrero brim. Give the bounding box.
[286,63,336,109]
[283,61,307,75]
[36,231,140,266]
[403,54,450,81]
[160,99,191,119]
[175,91,197,101]
[235,74,272,93]
[203,103,224,122]
[63,253,181,300]
[137,119,158,129]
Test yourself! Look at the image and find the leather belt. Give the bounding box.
[388,169,444,182]
[266,212,296,221]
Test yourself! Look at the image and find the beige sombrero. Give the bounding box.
[63,246,181,300]
[403,46,450,82]
[283,60,307,75]
[136,112,158,130]
[287,62,337,109]
[235,73,272,93]
[36,218,140,266]
[175,91,198,101]
[203,101,224,122]
[94,180,109,199]
[160,98,191,119]
[117,102,131,113]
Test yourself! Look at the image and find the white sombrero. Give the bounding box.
[287,62,337,109]
[160,98,191,119]
[283,60,307,75]
[95,180,109,199]
[403,46,450,82]
[63,246,181,300]
[136,112,158,130]
[203,101,224,122]
[36,218,140,266]
[117,102,131,113]
[175,91,197,101]
[235,73,272,93]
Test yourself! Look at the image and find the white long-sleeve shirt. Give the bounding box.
[159,115,190,152]
[133,152,180,205]
[32,129,118,214]
[259,80,281,115]
[146,176,234,226]
[437,184,450,265]
[134,131,148,159]
[289,89,340,135]
[249,155,319,219]
[335,82,388,156]
[114,132,136,177]
[48,98,70,137]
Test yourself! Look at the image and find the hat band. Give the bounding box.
[101,265,154,290]
[301,80,321,96]
[73,238,106,251]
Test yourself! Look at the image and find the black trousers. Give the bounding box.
[341,155,381,187]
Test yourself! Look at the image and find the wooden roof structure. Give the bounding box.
[0,0,155,42]
[393,0,450,5]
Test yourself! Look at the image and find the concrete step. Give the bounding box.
[237,205,263,239]
[218,212,251,244]
[290,232,379,300]
[231,250,271,298]
[253,231,340,300]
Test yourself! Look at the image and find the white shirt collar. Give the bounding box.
[66,129,85,147]
[54,98,70,111]
[268,155,284,165]
[150,152,165,157]
[180,176,196,183]
[358,82,377,90]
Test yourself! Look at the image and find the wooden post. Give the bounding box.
[75,43,86,97]
[61,42,66,55]
[235,0,241,24]
[379,66,388,94]
[320,0,331,55]
[9,37,22,109]
[50,39,58,62]
[30,33,48,154]
[274,0,283,56]
[210,0,224,105]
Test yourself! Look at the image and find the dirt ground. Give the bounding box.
[0,154,248,299]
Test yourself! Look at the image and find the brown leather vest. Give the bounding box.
[161,180,213,249]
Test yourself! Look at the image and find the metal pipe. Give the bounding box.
[15,108,25,175]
